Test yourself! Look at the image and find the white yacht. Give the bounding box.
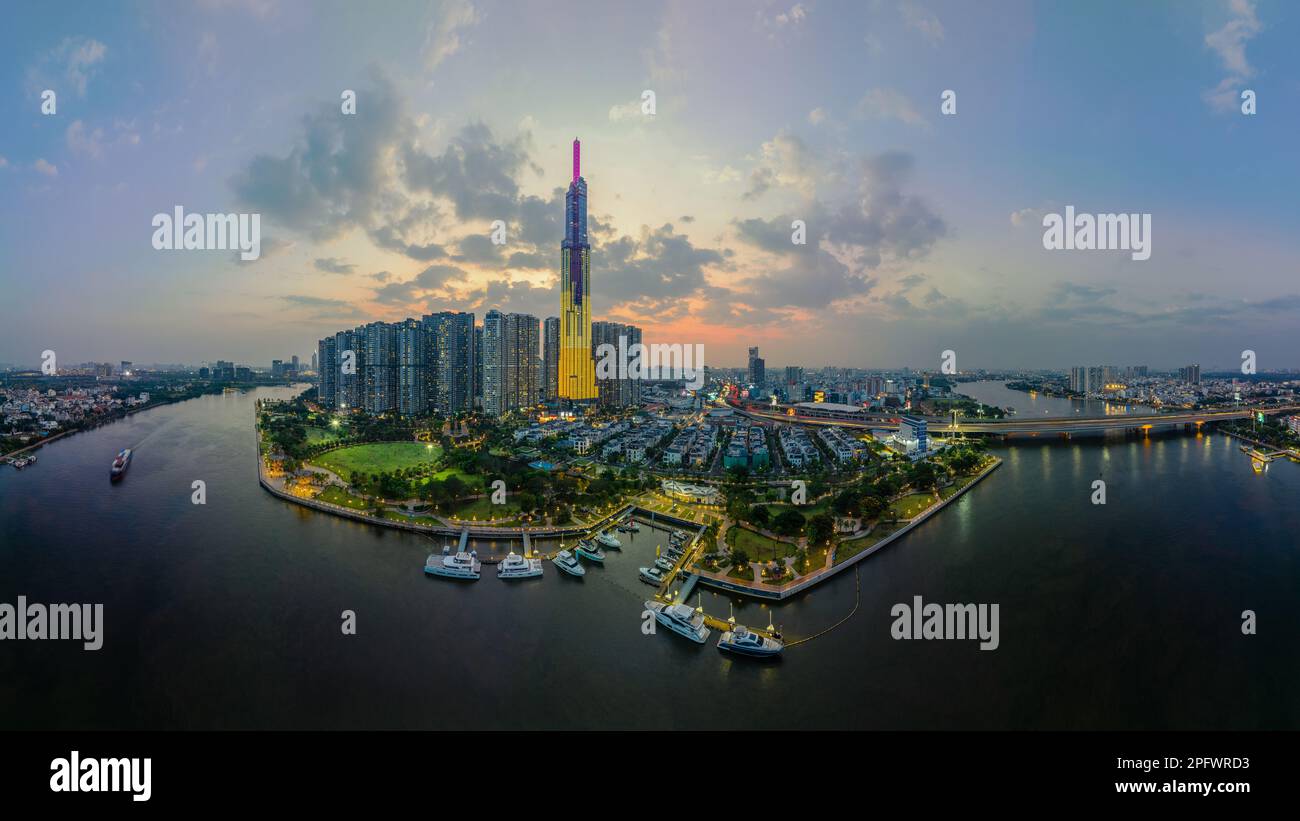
[553,549,586,577]
[424,546,481,580]
[638,566,666,585]
[497,551,543,580]
[717,625,784,658]
[644,600,710,644]
[654,557,675,573]
[575,540,606,562]
[595,531,622,549]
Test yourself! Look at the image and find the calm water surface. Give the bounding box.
[2,386,1297,729]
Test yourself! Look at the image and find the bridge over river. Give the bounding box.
[731,403,1300,437]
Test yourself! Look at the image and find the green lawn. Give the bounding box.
[726,563,755,582]
[316,485,371,510]
[445,496,523,521]
[761,498,831,519]
[305,425,343,445]
[312,442,443,482]
[888,492,936,520]
[726,525,798,560]
[833,522,903,565]
[428,466,486,489]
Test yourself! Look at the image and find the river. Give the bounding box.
[2,385,1296,729]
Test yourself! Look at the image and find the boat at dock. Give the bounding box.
[553,550,586,577]
[638,566,666,585]
[717,624,784,658]
[575,540,606,562]
[110,448,131,481]
[644,600,710,644]
[595,531,622,549]
[497,551,543,579]
[654,557,675,573]
[13,456,36,469]
[424,546,481,580]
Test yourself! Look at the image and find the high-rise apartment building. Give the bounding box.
[363,321,397,414]
[544,316,560,402]
[396,318,428,417]
[747,347,765,386]
[317,336,337,408]
[592,320,642,407]
[483,310,540,416]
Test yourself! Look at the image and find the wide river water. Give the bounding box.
[2,385,1297,729]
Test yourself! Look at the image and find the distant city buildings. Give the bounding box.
[748,346,766,386]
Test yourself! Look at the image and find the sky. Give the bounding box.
[1,0,1298,371]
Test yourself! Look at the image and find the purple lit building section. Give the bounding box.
[564,137,589,306]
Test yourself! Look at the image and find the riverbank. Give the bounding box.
[692,456,1003,601]
[1,384,277,460]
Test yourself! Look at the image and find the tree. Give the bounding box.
[806,511,836,546]
[749,504,771,527]
[772,509,806,537]
[832,489,859,517]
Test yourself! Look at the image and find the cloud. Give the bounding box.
[373,264,471,305]
[756,3,808,39]
[807,107,827,125]
[313,257,356,274]
[730,149,946,311]
[743,132,820,200]
[1203,0,1262,114]
[231,68,409,239]
[34,158,58,177]
[857,88,928,129]
[279,294,367,320]
[609,94,655,122]
[27,36,108,98]
[1010,206,1050,228]
[900,2,944,45]
[66,120,105,158]
[423,0,479,70]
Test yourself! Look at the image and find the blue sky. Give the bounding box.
[1,0,1297,370]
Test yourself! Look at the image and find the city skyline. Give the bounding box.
[3,1,1300,370]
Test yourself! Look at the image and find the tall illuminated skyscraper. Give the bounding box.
[558,138,596,401]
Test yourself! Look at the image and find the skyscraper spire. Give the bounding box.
[559,138,595,401]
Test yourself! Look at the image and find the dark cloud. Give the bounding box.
[314,257,355,274]
[231,67,408,239]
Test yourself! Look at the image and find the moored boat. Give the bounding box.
[424,546,481,580]
[575,540,606,562]
[595,531,622,549]
[553,549,586,577]
[638,566,665,585]
[497,551,543,579]
[644,600,710,644]
[717,624,784,658]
